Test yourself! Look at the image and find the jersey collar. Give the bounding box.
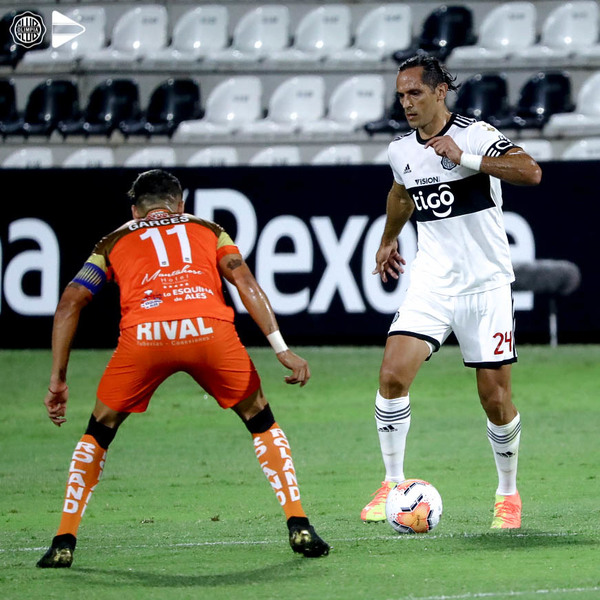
[415,113,456,145]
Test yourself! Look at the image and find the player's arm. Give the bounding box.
[219,253,310,386]
[424,137,542,186]
[373,181,414,283]
[45,282,93,426]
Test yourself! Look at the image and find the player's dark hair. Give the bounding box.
[398,54,459,93]
[127,169,183,209]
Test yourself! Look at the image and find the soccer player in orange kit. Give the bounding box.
[37,169,329,567]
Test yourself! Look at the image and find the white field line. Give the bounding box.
[400,588,600,600]
[0,530,582,553]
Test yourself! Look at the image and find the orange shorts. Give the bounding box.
[97,317,261,413]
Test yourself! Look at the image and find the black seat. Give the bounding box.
[364,94,410,136]
[0,78,18,132]
[119,78,202,137]
[1,79,79,137]
[393,5,476,64]
[513,72,575,129]
[58,78,141,137]
[452,73,514,129]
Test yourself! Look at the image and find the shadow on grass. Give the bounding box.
[445,530,599,551]
[75,559,324,588]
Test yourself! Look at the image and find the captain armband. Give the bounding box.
[72,261,107,295]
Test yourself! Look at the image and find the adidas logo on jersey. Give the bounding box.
[403,164,411,174]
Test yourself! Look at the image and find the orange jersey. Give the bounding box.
[73,210,239,330]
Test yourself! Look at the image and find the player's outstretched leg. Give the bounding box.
[37,415,118,568]
[239,400,330,557]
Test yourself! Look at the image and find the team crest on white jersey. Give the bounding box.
[441,156,457,171]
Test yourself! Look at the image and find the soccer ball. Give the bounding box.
[385,479,443,534]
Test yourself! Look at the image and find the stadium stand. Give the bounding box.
[561,138,600,160]
[311,144,363,165]
[123,146,177,167]
[364,94,409,137]
[0,78,19,135]
[119,78,202,138]
[173,76,262,139]
[249,145,301,165]
[57,78,141,138]
[1,79,79,138]
[186,146,239,166]
[2,146,53,167]
[62,147,115,167]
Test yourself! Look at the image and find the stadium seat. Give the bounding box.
[239,76,325,136]
[544,72,600,138]
[249,145,302,165]
[144,6,229,65]
[300,75,385,136]
[561,138,600,160]
[311,144,363,165]
[327,4,412,66]
[62,147,116,167]
[119,78,202,137]
[173,77,262,140]
[20,7,106,69]
[1,79,80,138]
[266,5,351,65]
[393,5,476,64]
[512,2,599,67]
[123,147,177,167]
[0,78,19,134]
[372,147,390,164]
[451,73,514,129]
[2,146,53,168]
[517,139,554,162]
[446,2,536,69]
[364,94,410,136]
[512,72,575,129]
[206,5,290,66]
[186,146,239,166]
[81,5,168,67]
[58,78,141,138]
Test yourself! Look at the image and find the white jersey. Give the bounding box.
[388,113,518,296]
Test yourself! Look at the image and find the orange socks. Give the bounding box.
[56,434,106,537]
[252,423,307,520]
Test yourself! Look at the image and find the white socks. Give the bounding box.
[375,391,411,482]
[487,413,521,495]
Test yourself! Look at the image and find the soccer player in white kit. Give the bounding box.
[361,55,542,528]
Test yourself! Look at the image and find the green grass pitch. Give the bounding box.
[1,345,599,600]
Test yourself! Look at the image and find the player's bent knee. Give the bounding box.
[241,404,275,434]
[85,415,118,450]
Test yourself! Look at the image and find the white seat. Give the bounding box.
[206,5,290,66]
[327,4,412,66]
[512,2,599,67]
[517,139,553,162]
[82,5,168,67]
[301,75,385,136]
[372,147,390,165]
[239,76,325,137]
[447,2,536,69]
[20,7,106,69]
[186,147,239,166]
[173,77,263,140]
[123,147,177,167]
[544,72,600,138]
[311,144,363,165]
[62,147,115,167]
[2,147,53,168]
[266,5,351,65]
[562,138,600,160]
[144,6,229,66]
[249,146,301,165]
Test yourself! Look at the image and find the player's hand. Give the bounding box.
[44,385,68,426]
[373,241,406,282]
[276,350,311,387]
[424,135,462,166]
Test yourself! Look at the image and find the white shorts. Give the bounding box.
[388,284,517,368]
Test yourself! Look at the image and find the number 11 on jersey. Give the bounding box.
[139,225,192,267]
